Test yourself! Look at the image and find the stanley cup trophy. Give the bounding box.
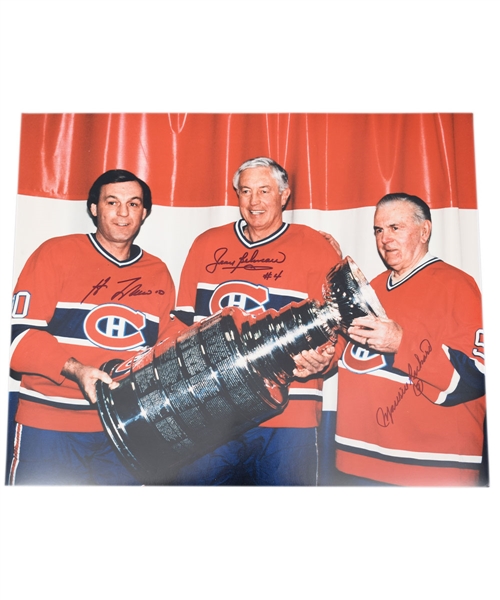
[96,256,386,484]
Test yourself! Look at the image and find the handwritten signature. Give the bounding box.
[376,339,432,427]
[81,277,165,303]
[205,247,286,274]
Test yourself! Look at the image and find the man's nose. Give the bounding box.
[381,230,392,244]
[117,202,129,215]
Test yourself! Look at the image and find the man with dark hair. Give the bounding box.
[172,157,341,485]
[8,169,181,485]
[86,169,153,225]
[333,193,486,486]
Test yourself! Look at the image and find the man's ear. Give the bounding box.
[90,203,98,217]
[281,188,291,209]
[421,220,432,243]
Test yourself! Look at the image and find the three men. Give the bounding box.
[9,169,181,485]
[173,157,341,485]
[8,165,487,487]
[335,193,486,485]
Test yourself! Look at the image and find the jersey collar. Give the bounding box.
[387,252,441,289]
[234,219,289,248]
[88,233,143,267]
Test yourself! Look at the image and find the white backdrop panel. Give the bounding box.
[12,196,482,291]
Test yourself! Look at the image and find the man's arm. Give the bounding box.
[11,240,73,383]
[173,235,204,326]
[61,357,119,404]
[156,261,188,342]
[348,305,485,406]
[291,228,342,379]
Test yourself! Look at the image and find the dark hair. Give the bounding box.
[376,192,432,223]
[87,169,152,225]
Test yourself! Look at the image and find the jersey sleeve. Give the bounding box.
[308,230,342,347]
[174,234,205,326]
[11,240,73,384]
[391,272,485,406]
[306,231,342,302]
[156,263,188,342]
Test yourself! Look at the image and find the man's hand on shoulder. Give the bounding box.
[61,357,119,404]
[318,230,342,258]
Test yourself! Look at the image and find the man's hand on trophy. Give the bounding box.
[61,357,120,404]
[348,315,403,354]
[292,344,336,378]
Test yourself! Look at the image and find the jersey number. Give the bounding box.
[12,291,31,318]
[472,329,485,360]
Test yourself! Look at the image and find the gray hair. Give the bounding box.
[232,157,289,192]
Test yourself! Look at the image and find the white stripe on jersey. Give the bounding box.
[54,336,141,350]
[435,368,460,405]
[19,385,90,407]
[336,434,482,464]
[288,387,323,399]
[11,317,48,326]
[175,305,195,313]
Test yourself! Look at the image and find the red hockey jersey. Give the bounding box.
[336,255,486,485]
[10,234,179,432]
[175,220,341,428]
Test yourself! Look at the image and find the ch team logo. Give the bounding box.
[342,341,387,374]
[209,281,270,315]
[84,304,147,350]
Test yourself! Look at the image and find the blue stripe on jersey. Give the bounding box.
[171,310,195,327]
[47,306,159,347]
[11,323,43,344]
[440,348,486,406]
[194,287,303,317]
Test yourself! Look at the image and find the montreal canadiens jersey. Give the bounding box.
[10,233,179,432]
[336,255,486,485]
[175,220,341,428]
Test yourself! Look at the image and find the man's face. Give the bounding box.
[373,201,431,276]
[237,166,291,241]
[91,180,147,248]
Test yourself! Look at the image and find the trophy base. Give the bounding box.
[96,310,288,484]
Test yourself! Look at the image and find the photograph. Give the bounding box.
[6,112,487,488]
[1,1,498,598]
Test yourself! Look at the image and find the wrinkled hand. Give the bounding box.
[318,230,343,258]
[292,344,336,378]
[62,357,119,404]
[348,315,403,354]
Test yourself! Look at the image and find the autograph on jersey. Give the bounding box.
[205,247,286,276]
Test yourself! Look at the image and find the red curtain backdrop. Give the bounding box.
[18,113,477,211]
